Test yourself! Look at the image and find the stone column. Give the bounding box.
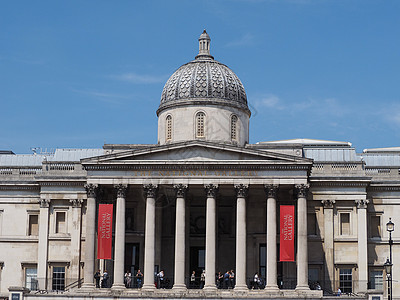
[142,184,158,290]
[322,199,335,293]
[37,197,50,290]
[264,184,279,291]
[112,184,128,289]
[356,199,369,293]
[82,184,98,289]
[173,184,188,290]
[203,184,219,291]
[234,184,249,291]
[295,184,310,291]
[69,199,83,285]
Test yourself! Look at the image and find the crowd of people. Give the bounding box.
[216,270,235,289]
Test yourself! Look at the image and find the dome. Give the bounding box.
[157,30,250,116]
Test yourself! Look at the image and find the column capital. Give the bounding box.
[114,184,128,199]
[295,184,309,198]
[264,184,279,198]
[355,199,369,209]
[322,199,335,209]
[69,199,83,208]
[39,198,50,208]
[84,183,98,198]
[204,184,219,198]
[143,184,158,198]
[173,184,188,198]
[234,184,249,198]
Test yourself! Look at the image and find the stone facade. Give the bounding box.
[0,31,399,300]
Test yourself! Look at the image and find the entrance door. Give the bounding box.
[190,247,205,287]
[125,243,140,279]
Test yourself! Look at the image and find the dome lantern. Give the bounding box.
[196,29,214,60]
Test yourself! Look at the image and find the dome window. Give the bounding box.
[166,115,172,142]
[195,112,205,138]
[231,115,238,141]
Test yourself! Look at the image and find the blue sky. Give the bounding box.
[1,0,399,154]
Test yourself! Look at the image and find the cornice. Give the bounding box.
[0,184,39,191]
[310,178,370,188]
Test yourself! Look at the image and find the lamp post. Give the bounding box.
[386,218,394,300]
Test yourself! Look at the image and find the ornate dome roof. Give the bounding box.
[157,30,250,116]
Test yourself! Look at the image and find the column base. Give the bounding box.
[78,283,96,292]
[295,285,310,292]
[234,284,248,292]
[203,284,217,292]
[172,284,187,291]
[142,284,156,291]
[265,284,280,292]
[111,283,126,290]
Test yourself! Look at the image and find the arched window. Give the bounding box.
[231,115,238,141]
[195,112,205,138]
[166,115,172,141]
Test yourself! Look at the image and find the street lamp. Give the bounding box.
[384,259,392,300]
[386,218,394,300]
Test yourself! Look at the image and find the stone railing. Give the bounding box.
[365,167,400,178]
[311,162,364,176]
[0,167,42,177]
[42,162,86,175]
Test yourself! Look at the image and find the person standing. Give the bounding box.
[94,270,101,288]
[136,269,143,288]
[190,270,196,289]
[102,270,109,288]
[200,270,205,289]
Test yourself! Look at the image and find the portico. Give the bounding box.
[80,140,315,296]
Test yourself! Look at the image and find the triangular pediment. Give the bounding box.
[81,141,312,165]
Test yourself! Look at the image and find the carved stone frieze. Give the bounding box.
[173,184,188,198]
[143,184,158,198]
[114,184,128,199]
[204,184,219,198]
[234,184,249,198]
[69,199,83,208]
[264,184,279,198]
[295,184,309,198]
[321,199,335,209]
[84,183,98,198]
[39,198,50,208]
[355,199,369,209]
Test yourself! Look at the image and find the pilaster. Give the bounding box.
[37,197,50,290]
[322,199,335,293]
[356,199,369,293]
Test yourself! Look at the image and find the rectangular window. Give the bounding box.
[259,244,266,279]
[52,266,65,291]
[25,267,38,291]
[308,213,317,236]
[369,270,383,290]
[340,213,350,235]
[339,268,352,293]
[28,215,39,236]
[370,216,381,238]
[55,211,66,234]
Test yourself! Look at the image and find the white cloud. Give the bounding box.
[256,95,284,109]
[71,89,130,104]
[111,72,167,84]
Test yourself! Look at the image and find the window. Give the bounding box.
[259,244,266,279]
[52,266,65,291]
[166,115,172,141]
[55,211,66,234]
[340,213,350,235]
[370,215,381,238]
[195,112,205,138]
[339,268,352,293]
[28,215,39,236]
[25,267,38,291]
[231,115,238,141]
[369,270,383,290]
[308,212,317,236]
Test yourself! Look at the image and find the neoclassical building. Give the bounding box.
[0,31,399,300]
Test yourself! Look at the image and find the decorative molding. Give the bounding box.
[173,184,188,198]
[114,184,128,199]
[21,262,37,268]
[39,198,50,208]
[204,184,219,198]
[0,185,39,191]
[39,181,85,187]
[321,199,335,209]
[84,183,98,198]
[47,261,70,268]
[355,199,369,209]
[234,184,249,198]
[295,184,310,198]
[264,184,279,198]
[143,184,158,198]
[69,199,83,208]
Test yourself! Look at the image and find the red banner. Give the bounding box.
[280,205,295,262]
[97,204,113,259]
